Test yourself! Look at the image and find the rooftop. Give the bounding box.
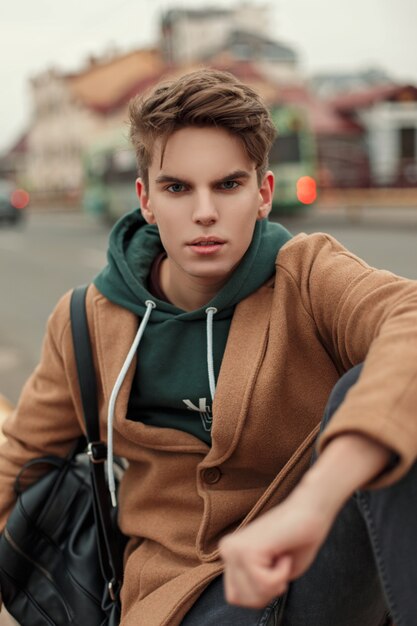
[67,48,165,113]
[330,84,417,110]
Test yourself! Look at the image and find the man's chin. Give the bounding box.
[187,266,234,285]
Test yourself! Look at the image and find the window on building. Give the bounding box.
[269,134,301,164]
[400,127,416,160]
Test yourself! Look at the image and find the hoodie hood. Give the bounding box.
[94,208,292,319]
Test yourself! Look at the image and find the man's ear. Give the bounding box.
[257,171,274,220]
[136,178,156,224]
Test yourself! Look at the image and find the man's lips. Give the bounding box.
[187,237,226,245]
[187,237,226,255]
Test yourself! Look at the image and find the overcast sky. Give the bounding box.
[2,0,417,154]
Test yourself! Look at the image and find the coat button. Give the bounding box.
[202,467,222,484]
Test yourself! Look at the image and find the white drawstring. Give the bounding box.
[205,307,217,402]
[107,301,217,506]
[107,299,156,507]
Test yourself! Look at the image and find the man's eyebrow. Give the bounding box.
[214,170,250,185]
[155,170,252,186]
[154,174,190,185]
[214,170,251,184]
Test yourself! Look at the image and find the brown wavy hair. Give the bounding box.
[128,68,276,190]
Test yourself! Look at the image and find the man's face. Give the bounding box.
[136,126,274,289]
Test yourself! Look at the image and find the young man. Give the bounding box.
[1,69,417,625]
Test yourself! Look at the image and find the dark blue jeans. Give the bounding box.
[181,365,417,626]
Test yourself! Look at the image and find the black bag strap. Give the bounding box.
[70,285,123,601]
[70,285,99,443]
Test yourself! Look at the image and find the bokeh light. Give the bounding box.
[296,176,317,205]
[11,189,30,210]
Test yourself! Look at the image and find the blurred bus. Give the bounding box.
[269,105,317,214]
[82,129,137,223]
[82,107,317,222]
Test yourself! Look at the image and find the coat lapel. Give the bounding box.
[93,292,138,418]
[205,281,274,464]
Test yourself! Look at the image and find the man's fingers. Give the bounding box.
[224,555,292,608]
[271,554,292,579]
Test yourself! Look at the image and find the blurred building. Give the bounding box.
[0,131,28,183]
[299,97,367,189]
[331,84,417,186]
[161,5,299,83]
[310,67,394,100]
[27,68,89,195]
[250,82,367,189]
[25,49,164,197]
[22,3,302,199]
[13,2,417,200]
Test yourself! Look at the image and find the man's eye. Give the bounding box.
[167,183,186,193]
[220,181,239,190]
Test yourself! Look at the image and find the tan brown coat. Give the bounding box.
[1,233,417,625]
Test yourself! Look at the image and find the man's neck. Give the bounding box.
[160,257,226,312]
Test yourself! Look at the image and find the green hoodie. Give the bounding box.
[94,209,292,445]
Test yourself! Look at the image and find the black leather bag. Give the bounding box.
[0,285,126,625]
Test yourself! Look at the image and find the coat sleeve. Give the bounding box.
[278,232,417,488]
[0,290,84,532]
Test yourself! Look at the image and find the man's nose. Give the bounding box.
[192,191,219,225]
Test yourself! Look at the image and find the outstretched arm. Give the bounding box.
[219,433,391,608]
